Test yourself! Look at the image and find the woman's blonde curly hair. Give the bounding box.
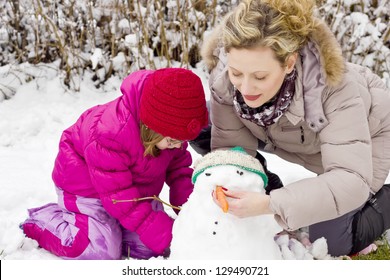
[221,0,319,65]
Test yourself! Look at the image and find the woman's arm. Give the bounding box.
[270,81,372,230]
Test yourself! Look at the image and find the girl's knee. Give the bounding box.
[79,217,122,259]
[122,229,159,259]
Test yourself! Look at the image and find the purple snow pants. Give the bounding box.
[21,187,162,260]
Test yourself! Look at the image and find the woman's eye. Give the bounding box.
[255,76,266,81]
[231,72,242,77]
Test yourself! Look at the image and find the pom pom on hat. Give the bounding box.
[192,146,268,187]
[140,68,208,140]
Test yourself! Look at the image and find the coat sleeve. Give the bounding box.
[270,81,372,230]
[165,142,194,213]
[84,139,173,255]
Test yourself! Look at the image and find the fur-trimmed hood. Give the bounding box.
[201,19,345,87]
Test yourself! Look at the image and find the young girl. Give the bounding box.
[21,68,208,260]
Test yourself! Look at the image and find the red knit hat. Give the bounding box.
[140,68,208,140]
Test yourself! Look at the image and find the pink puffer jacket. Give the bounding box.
[52,70,194,254]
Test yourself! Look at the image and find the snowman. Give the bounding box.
[170,147,283,260]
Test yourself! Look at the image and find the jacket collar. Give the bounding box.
[286,42,330,132]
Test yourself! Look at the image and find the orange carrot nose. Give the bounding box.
[216,185,229,213]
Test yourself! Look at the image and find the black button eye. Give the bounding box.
[236,170,244,176]
[205,173,211,176]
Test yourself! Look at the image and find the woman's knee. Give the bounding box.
[309,210,356,256]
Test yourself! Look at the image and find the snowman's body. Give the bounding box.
[170,164,283,260]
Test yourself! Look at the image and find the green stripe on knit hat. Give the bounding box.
[192,146,268,187]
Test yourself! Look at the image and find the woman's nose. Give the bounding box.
[240,77,254,95]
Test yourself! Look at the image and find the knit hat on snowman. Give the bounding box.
[192,146,268,187]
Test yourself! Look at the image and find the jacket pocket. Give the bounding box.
[281,126,305,143]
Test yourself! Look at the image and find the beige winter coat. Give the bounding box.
[202,20,390,230]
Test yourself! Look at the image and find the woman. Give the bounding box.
[199,0,390,256]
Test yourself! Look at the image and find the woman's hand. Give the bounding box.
[212,189,273,218]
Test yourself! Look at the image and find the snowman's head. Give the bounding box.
[192,147,268,193]
[194,165,266,193]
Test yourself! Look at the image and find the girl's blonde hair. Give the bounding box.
[140,122,164,157]
[221,0,319,65]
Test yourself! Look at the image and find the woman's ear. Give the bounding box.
[285,53,298,74]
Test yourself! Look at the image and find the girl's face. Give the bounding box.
[227,46,296,108]
[156,137,183,150]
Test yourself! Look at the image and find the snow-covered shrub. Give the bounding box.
[0,0,388,94]
[316,0,390,87]
[0,0,234,91]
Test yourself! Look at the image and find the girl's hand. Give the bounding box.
[212,189,273,218]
